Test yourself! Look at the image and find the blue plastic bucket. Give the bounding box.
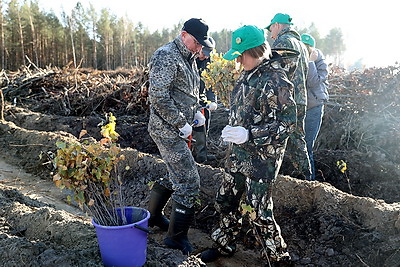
[92,207,150,267]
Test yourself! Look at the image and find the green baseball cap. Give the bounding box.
[266,13,293,31]
[301,33,315,47]
[223,25,265,61]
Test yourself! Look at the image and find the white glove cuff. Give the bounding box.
[206,102,218,111]
[193,111,206,127]
[179,123,192,138]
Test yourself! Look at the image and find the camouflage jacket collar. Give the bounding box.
[242,59,273,80]
[277,26,301,41]
[230,59,278,107]
[173,35,196,63]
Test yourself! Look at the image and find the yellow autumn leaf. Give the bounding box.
[241,203,254,214]
[201,52,242,108]
[104,187,110,197]
[79,129,88,139]
[54,180,62,187]
[100,138,110,146]
[336,160,347,173]
[53,173,61,181]
[101,113,120,140]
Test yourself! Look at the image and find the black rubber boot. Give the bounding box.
[163,201,195,255]
[200,248,221,263]
[147,183,173,231]
[200,244,236,263]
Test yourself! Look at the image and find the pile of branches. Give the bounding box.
[317,64,400,163]
[2,62,399,164]
[1,64,149,117]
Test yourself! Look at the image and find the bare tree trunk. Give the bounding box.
[110,35,114,69]
[134,39,138,66]
[105,35,109,70]
[120,35,124,67]
[0,70,5,121]
[88,5,97,69]
[0,1,4,69]
[64,30,68,65]
[120,20,126,67]
[68,16,76,68]
[17,9,26,66]
[91,23,97,68]
[92,37,97,69]
[28,7,38,66]
[37,32,43,67]
[80,31,84,67]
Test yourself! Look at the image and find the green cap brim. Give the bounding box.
[265,23,273,31]
[223,49,242,61]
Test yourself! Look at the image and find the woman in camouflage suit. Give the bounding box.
[201,25,297,265]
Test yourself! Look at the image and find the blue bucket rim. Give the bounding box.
[92,207,150,230]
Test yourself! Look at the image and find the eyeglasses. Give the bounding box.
[188,33,202,48]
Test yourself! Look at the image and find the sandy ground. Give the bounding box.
[0,157,85,216]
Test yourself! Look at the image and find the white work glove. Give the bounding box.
[179,123,192,139]
[221,125,249,144]
[193,111,206,127]
[206,102,218,111]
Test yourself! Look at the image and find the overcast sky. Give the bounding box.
[39,0,399,68]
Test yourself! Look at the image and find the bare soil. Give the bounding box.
[0,66,399,267]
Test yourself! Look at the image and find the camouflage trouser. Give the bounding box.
[284,104,312,179]
[149,133,200,208]
[211,172,289,261]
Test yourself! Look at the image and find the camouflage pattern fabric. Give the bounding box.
[210,59,295,261]
[211,172,290,261]
[149,134,200,208]
[272,27,308,106]
[284,106,312,178]
[147,35,201,208]
[273,27,312,179]
[226,59,296,183]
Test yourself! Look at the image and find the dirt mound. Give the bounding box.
[1,117,399,266]
[1,65,400,266]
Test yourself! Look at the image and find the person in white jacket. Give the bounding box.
[301,33,329,180]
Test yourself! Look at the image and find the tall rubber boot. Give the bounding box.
[147,183,173,231]
[163,200,195,255]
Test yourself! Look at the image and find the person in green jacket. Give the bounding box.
[201,25,296,265]
[267,13,312,180]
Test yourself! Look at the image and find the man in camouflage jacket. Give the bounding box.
[147,18,212,255]
[267,13,312,180]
